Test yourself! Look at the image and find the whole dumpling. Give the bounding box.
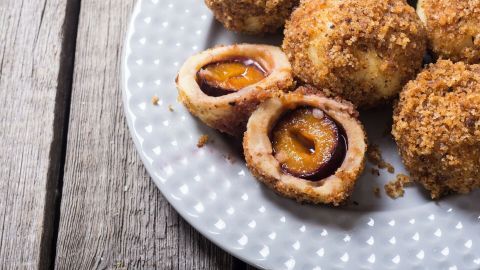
[283,0,427,107]
[205,0,299,34]
[417,0,480,63]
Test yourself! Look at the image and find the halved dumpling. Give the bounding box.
[243,87,367,205]
[176,44,293,136]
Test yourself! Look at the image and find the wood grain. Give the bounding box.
[54,1,243,269]
[0,0,78,269]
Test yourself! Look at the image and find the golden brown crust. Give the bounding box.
[282,0,427,107]
[205,0,299,34]
[176,44,294,136]
[417,0,480,64]
[243,87,367,205]
[392,60,480,198]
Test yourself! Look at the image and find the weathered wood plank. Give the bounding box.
[54,1,241,269]
[0,0,79,269]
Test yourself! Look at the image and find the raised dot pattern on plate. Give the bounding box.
[122,0,480,269]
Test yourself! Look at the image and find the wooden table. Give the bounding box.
[0,1,257,269]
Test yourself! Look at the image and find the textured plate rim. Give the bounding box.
[121,1,267,268]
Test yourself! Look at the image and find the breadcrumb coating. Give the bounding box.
[393,60,480,198]
[417,0,480,64]
[205,0,299,34]
[283,0,427,107]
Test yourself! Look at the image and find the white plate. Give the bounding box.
[122,0,480,269]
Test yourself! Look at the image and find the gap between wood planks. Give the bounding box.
[39,0,251,269]
[40,0,81,269]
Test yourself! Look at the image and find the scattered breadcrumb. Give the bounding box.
[371,168,380,176]
[367,144,382,163]
[197,135,209,148]
[151,95,159,105]
[373,187,381,198]
[224,154,235,164]
[384,174,412,199]
[367,144,395,173]
[168,104,174,112]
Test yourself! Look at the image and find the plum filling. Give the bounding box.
[272,107,347,181]
[197,58,267,97]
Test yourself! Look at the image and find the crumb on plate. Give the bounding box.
[384,174,412,199]
[152,95,159,105]
[386,164,395,174]
[197,135,209,148]
[367,144,395,173]
[224,154,235,163]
